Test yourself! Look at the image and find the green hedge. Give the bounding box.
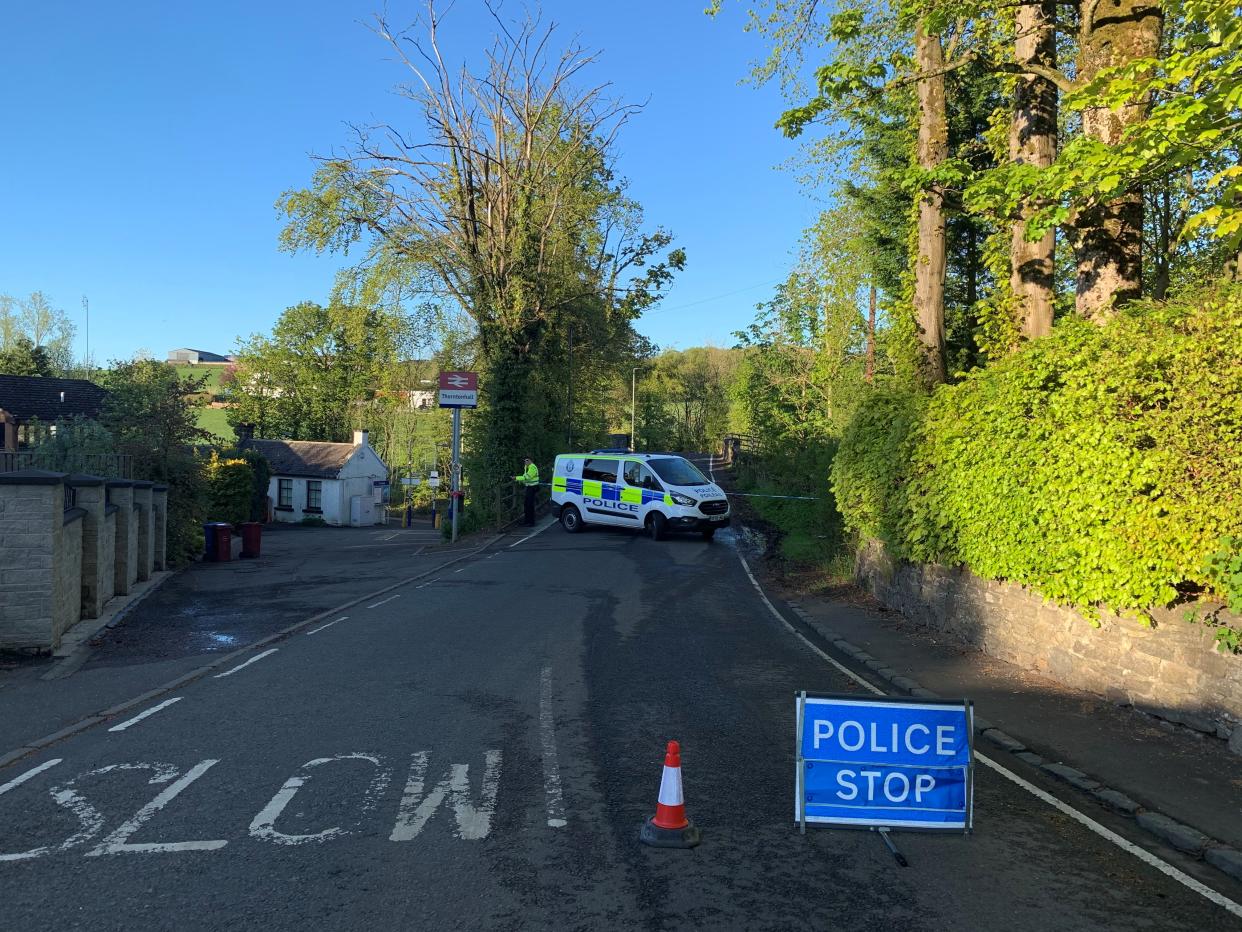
[204,454,256,526]
[832,285,1242,615]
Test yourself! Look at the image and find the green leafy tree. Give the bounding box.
[277,5,682,522]
[0,335,53,376]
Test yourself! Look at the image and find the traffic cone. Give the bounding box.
[639,740,701,848]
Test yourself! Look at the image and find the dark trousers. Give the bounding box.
[523,485,536,525]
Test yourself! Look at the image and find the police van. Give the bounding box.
[550,450,731,540]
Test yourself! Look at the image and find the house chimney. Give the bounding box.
[353,429,368,447]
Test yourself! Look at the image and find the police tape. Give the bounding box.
[527,482,818,501]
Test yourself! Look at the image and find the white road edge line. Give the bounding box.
[108,698,183,732]
[306,616,347,636]
[367,594,401,609]
[734,549,1242,920]
[539,665,568,828]
[213,649,279,679]
[0,758,62,796]
[508,518,554,549]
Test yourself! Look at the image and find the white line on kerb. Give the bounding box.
[539,666,567,828]
[0,759,62,796]
[214,649,279,679]
[734,549,1242,920]
[509,519,554,549]
[306,616,347,636]
[108,698,183,732]
[367,594,401,609]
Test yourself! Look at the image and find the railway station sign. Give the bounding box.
[438,371,478,409]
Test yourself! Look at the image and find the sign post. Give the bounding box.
[795,692,973,862]
[438,372,478,545]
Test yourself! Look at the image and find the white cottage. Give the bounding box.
[244,431,388,527]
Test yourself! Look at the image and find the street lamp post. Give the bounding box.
[631,367,641,451]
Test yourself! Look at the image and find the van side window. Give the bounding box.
[582,459,619,483]
[623,461,662,491]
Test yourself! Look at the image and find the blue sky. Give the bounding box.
[0,1,821,364]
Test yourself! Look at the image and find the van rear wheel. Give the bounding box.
[647,512,667,541]
[561,505,583,534]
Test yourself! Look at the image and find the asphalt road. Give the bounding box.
[1,519,1239,930]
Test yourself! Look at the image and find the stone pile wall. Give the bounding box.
[0,470,169,652]
[856,541,1242,746]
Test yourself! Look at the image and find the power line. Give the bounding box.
[645,279,783,316]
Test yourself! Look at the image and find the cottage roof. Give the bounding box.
[241,438,361,479]
[0,375,109,422]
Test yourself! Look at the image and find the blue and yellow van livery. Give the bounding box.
[550,451,730,541]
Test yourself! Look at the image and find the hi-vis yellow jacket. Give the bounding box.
[514,462,540,486]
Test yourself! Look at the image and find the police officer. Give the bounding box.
[514,456,540,526]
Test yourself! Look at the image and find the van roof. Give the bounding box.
[559,451,687,460]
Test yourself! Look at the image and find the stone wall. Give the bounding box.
[133,481,153,581]
[856,541,1242,742]
[0,470,172,653]
[69,475,108,618]
[153,485,168,570]
[54,510,83,644]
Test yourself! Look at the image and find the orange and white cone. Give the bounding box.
[639,740,701,848]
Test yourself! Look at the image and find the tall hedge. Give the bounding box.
[832,285,1242,614]
[204,454,256,527]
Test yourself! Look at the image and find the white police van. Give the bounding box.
[550,450,731,540]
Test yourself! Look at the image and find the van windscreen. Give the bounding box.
[648,457,708,486]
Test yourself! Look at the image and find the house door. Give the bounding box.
[350,495,362,527]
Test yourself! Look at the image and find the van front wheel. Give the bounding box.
[701,528,716,541]
[647,512,667,541]
[561,505,583,534]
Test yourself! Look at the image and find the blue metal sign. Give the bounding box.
[796,693,974,832]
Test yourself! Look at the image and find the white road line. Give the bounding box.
[382,532,398,541]
[508,519,554,549]
[734,549,1242,919]
[306,616,347,636]
[214,648,279,679]
[0,759,62,796]
[367,594,401,609]
[108,697,183,732]
[454,566,467,573]
[87,759,227,855]
[539,666,567,828]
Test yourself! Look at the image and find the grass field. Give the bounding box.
[169,363,235,441]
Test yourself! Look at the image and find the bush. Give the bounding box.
[832,285,1242,615]
[204,454,255,526]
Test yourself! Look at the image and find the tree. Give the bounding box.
[97,359,212,564]
[277,3,682,521]
[0,292,77,374]
[0,335,53,376]
[229,301,409,442]
[913,24,949,384]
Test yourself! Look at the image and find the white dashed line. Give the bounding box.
[367,594,401,609]
[539,666,567,828]
[0,759,62,795]
[108,698,183,732]
[734,549,1242,919]
[306,616,347,635]
[214,649,279,679]
[508,519,554,549]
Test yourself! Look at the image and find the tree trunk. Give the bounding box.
[914,25,948,385]
[1152,184,1171,300]
[1073,0,1163,319]
[1010,0,1057,340]
[864,284,877,384]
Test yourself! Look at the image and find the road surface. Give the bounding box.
[1,519,1239,930]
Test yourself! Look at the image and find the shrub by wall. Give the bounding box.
[832,285,1242,617]
[204,455,256,527]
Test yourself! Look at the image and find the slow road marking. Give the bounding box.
[214,649,279,679]
[108,698,182,732]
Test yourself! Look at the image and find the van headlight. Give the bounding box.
[670,492,697,507]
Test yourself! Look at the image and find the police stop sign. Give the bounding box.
[795,693,974,832]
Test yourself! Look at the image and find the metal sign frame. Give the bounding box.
[795,690,974,835]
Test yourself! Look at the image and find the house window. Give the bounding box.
[306,480,322,512]
[277,478,293,509]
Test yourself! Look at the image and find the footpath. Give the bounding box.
[0,521,493,770]
[715,460,1242,886]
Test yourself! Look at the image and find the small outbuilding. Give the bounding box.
[242,430,389,527]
